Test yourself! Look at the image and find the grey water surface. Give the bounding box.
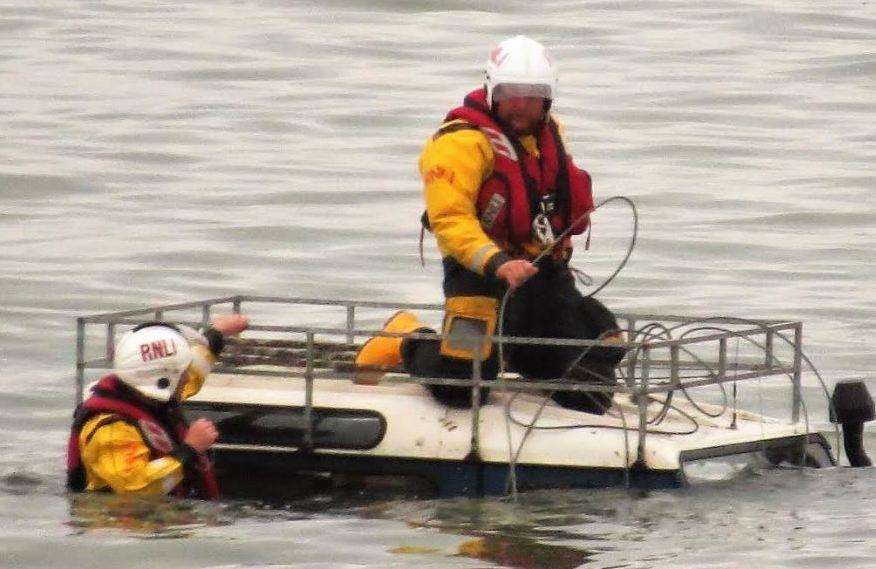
[0,1,874,567]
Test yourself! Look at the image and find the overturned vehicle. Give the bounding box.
[74,296,873,499]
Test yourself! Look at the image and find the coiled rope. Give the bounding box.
[491,196,835,497]
[497,196,638,498]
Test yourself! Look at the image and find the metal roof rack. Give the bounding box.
[75,295,806,460]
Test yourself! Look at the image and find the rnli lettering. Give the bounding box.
[425,166,455,185]
[139,339,178,362]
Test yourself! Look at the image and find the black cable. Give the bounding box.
[489,196,836,489]
[498,196,639,496]
[637,315,834,464]
[578,195,639,299]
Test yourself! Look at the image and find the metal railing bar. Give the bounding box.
[80,357,113,369]
[91,319,797,351]
[345,305,356,345]
[630,359,781,372]
[78,296,797,327]
[792,323,803,423]
[207,366,637,393]
[613,313,792,326]
[642,367,797,393]
[79,296,241,322]
[76,318,86,405]
[637,324,798,349]
[237,295,444,311]
[637,346,650,464]
[103,321,791,351]
[304,331,315,449]
[469,346,483,460]
[105,322,115,366]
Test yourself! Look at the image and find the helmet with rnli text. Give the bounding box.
[485,35,558,110]
[114,323,201,402]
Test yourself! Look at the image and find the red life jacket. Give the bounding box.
[66,375,220,500]
[442,88,594,247]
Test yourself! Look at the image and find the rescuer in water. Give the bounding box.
[67,314,248,499]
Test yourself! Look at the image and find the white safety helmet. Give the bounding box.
[114,323,196,402]
[485,35,558,110]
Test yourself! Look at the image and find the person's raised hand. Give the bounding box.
[209,314,249,336]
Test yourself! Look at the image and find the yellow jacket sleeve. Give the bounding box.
[79,414,185,495]
[419,122,508,276]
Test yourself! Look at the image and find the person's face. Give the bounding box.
[494,95,546,136]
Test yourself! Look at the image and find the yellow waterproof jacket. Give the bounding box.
[75,345,216,496]
[419,121,548,276]
[78,414,186,495]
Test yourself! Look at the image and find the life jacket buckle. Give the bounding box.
[538,194,557,216]
[532,213,555,247]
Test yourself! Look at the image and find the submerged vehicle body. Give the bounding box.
[75,296,838,498]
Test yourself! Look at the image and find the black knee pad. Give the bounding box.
[405,337,496,409]
[552,360,617,415]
